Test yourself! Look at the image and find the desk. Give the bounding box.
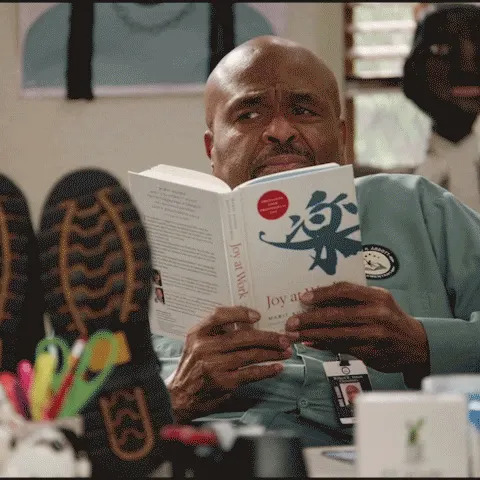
[304,446,356,478]
[151,446,357,477]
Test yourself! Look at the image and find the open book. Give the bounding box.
[128,163,366,339]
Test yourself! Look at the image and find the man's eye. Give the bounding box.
[429,44,451,56]
[237,111,260,121]
[291,106,315,116]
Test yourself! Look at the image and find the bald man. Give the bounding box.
[153,36,480,447]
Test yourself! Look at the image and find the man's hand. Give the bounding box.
[168,306,297,423]
[285,282,430,374]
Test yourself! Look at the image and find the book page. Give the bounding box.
[235,162,340,189]
[141,164,232,193]
[129,172,232,339]
[236,164,366,332]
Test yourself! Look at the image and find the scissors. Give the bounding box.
[35,329,119,418]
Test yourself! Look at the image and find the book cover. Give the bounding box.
[129,169,232,339]
[234,163,365,331]
[129,163,365,338]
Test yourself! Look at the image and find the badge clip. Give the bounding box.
[337,353,351,367]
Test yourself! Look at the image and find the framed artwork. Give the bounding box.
[18,3,288,98]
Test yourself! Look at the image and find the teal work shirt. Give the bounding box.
[152,174,480,446]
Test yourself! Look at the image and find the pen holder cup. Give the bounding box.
[0,415,91,477]
[223,429,307,477]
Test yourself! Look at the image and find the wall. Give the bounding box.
[0,3,344,227]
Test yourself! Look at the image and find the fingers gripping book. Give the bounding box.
[128,163,366,339]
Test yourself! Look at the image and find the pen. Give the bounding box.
[17,360,33,402]
[45,336,86,420]
[31,352,56,420]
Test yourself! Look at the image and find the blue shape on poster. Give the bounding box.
[23,3,275,88]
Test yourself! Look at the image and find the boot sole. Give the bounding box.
[0,175,32,372]
[38,169,171,476]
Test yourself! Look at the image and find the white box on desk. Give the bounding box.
[356,391,469,477]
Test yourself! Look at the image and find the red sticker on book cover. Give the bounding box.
[257,190,289,220]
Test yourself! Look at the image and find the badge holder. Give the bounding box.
[322,354,372,425]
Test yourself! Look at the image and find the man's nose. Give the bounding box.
[262,115,298,144]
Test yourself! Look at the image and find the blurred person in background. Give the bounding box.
[403,3,480,211]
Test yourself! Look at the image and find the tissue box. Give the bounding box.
[356,392,469,477]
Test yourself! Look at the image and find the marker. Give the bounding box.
[16,360,33,401]
[45,336,86,420]
[0,372,22,416]
[13,379,31,420]
[31,352,56,420]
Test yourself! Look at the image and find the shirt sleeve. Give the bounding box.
[415,177,480,375]
[151,334,183,382]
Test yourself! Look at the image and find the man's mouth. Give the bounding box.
[252,154,313,177]
[452,86,480,97]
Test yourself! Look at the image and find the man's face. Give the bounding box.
[346,385,360,403]
[423,8,480,114]
[205,48,345,189]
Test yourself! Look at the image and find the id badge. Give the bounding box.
[323,355,372,425]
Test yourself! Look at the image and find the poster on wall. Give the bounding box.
[18,2,288,98]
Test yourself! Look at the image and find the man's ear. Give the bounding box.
[204,130,213,158]
[203,129,213,172]
[204,130,214,171]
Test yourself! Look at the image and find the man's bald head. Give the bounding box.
[205,36,341,129]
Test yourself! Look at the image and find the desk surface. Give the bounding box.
[151,445,357,477]
[303,446,356,478]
